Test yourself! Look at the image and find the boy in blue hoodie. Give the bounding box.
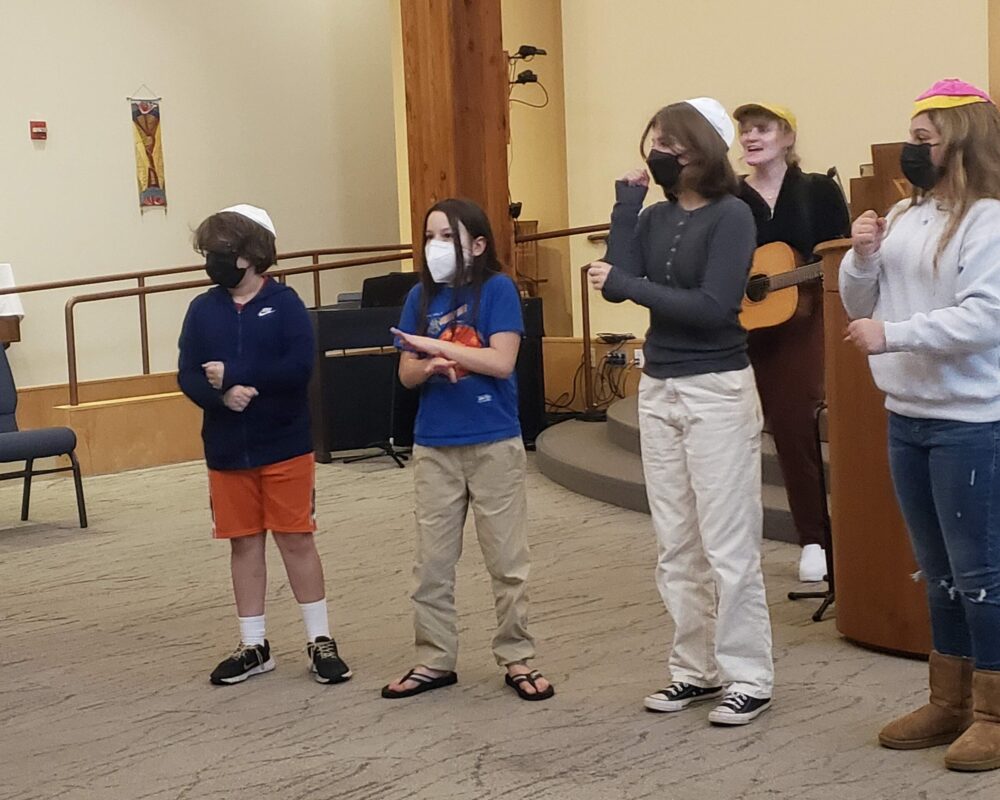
[178,204,351,686]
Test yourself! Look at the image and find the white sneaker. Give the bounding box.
[798,544,827,583]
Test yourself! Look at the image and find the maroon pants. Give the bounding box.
[747,285,826,548]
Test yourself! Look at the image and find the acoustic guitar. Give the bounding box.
[739,242,822,331]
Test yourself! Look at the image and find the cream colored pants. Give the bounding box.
[638,367,774,698]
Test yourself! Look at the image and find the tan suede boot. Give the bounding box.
[944,669,1000,771]
[879,651,973,750]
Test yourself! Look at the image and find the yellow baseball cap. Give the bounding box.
[733,102,798,132]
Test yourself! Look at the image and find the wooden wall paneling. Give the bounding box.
[54,393,203,476]
[992,0,1000,99]
[16,372,181,430]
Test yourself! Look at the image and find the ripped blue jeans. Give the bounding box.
[888,413,1000,670]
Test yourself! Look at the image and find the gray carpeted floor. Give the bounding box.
[1,455,997,799]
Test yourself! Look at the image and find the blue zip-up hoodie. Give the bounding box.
[177,279,314,470]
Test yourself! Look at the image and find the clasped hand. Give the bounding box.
[202,361,259,411]
[391,328,459,383]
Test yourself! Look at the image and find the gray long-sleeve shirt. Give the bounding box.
[840,197,1000,422]
[602,181,756,378]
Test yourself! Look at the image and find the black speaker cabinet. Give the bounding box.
[309,297,546,460]
[319,352,418,453]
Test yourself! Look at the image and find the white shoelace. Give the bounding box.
[719,692,750,711]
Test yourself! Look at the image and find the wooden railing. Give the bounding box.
[62,250,413,405]
[1,244,410,377]
[8,223,612,407]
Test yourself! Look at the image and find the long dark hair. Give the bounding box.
[417,198,504,335]
[640,102,738,199]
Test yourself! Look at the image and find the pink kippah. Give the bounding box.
[912,78,994,117]
[915,78,992,103]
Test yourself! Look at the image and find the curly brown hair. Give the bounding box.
[193,212,277,272]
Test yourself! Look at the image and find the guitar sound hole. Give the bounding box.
[745,274,769,303]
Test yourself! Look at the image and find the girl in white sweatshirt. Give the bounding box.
[840,78,1000,773]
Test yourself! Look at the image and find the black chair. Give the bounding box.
[0,347,87,528]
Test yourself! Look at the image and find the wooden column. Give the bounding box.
[819,240,932,658]
[400,0,513,268]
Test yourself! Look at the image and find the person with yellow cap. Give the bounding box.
[841,78,1000,773]
[733,102,851,584]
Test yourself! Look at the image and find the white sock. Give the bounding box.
[238,615,266,647]
[299,598,331,642]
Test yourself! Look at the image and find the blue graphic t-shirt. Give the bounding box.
[397,274,524,447]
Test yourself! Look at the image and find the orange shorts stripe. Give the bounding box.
[208,453,316,539]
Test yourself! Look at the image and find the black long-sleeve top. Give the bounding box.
[737,166,850,257]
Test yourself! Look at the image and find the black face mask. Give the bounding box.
[205,251,247,289]
[647,150,684,192]
[900,142,941,191]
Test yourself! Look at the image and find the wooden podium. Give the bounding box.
[819,239,932,657]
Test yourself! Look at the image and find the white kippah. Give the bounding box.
[684,97,735,147]
[220,204,276,236]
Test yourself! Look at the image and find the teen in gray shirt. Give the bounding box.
[588,97,773,727]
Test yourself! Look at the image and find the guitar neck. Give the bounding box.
[766,261,822,292]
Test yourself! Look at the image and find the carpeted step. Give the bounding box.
[605,396,828,486]
[535,418,803,544]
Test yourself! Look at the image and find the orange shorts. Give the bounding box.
[208,453,316,539]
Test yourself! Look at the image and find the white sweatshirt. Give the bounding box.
[840,198,1000,422]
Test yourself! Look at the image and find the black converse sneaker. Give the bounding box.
[708,691,771,725]
[644,682,723,712]
[209,641,276,685]
[307,636,352,684]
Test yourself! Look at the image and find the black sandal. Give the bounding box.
[505,669,555,701]
[381,669,458,699]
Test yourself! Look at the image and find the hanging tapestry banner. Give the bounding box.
[131,99,167,208]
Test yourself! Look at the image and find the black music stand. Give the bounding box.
[788,403,835,621]
[342,273,420,468]
[341,358,412,468]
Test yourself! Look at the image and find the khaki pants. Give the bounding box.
[638,367,774,698]
[411,436,535,671]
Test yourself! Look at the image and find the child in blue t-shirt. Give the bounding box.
[381,198,554,702]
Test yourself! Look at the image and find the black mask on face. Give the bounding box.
[900,142,942,191]
[205,251,247,289]
[646,149,684,192]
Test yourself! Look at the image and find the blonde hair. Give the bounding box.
[905,102,1000,267]
[736,111,800,168]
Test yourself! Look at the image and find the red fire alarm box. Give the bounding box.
[30,120,47,140]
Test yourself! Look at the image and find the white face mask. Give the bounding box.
[425,239,459,284]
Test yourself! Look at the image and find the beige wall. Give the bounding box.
[992,0,1000,96]
[0,0,401,388]
[561,0,990,336]
[502,0,573,335]
[389,0,412,250]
